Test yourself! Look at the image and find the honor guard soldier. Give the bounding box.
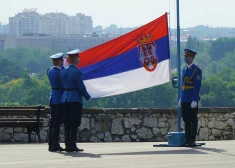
[60,49,91,152]
[47,53,65,152]
[179,49,202,147]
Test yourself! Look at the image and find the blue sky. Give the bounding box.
[0,0,234,28]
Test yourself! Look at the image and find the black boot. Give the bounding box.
[179,123,191,147]
[64,128,70,151]
[48,127,53,152]
[67,128,83,152]
[186,122,197,147]
[51,128,65,151]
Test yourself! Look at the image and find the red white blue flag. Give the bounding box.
[79,13,171,98]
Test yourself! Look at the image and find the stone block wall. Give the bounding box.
[0,108,234,143]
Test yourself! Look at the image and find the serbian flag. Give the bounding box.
[79,13,171,98]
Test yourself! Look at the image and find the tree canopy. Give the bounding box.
[1,37,235,107]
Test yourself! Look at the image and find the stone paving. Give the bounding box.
[0,140,235,168]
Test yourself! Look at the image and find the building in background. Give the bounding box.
[0,23,9,35]
[9,8,40,36]
[0,34,116,52]
[8,9,93,36]
[39,13,70,35]
[69,13,93,35]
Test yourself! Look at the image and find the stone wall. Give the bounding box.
[0,108,235,143]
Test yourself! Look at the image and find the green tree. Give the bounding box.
[210,37,235,60]
[200,69,235,107]
[0,59,22,80]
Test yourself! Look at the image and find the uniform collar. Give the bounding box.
[53,66,61,69]
[187,62,194,69]
[69,64,77,67]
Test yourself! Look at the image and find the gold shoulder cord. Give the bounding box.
[184,68,198,84]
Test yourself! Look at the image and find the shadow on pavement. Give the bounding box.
[191,146,226,153]
[100,149,208,156]
[58,151,102,158]
[193,146,235,156]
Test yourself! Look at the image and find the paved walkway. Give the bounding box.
[1,141,235,168]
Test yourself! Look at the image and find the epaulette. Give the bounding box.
[195,64,202,73]
[75,68,82,74]
[46,67,51,75]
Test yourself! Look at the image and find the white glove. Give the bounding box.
[178,100,181,108]
[63,58,69,68]
[191,101,197,108]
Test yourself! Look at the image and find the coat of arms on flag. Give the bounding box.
[137,34,158,72]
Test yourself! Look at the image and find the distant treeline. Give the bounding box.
[1,36,235,107]
[94,24,235,38]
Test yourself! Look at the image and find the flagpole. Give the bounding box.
[154,0,205,147]
[153,1,184,147]
[176,0,181,133]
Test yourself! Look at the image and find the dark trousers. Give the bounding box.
[48,104,63,147]
[181,102,198,143]
[50,104,63,129]
[63,102,83,148]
